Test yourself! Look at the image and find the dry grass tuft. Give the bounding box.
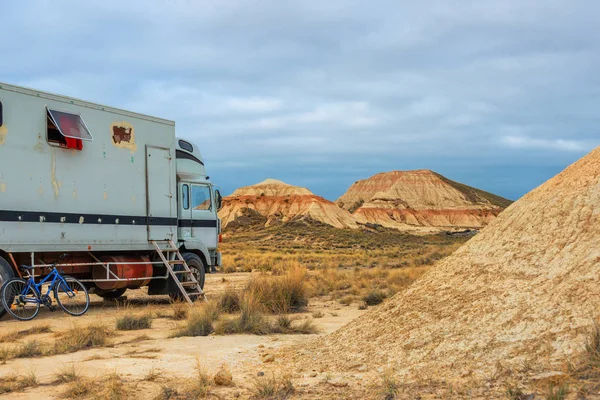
[53,323,114,355]
[586,323,600,368]
[116,313,153,331]
[378,369,400,400]
[171,302,189,321]
[215,292,271,335]
[144,367,162,382]
[544,383,568,400]
[171,303,219,338]
[245,267,309,313]
[218,285,241,313]
[187,361,212,397]
[271,315,319,335]
[0,324,52,344]
[13,340,43,359]
[0,371,40,394]
[251,372,295,399]
[100,373,127,400]
[61,378,95,398]
[156,385,179,399]
[54,363,81,383]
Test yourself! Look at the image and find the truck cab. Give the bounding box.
[174,139,222,269]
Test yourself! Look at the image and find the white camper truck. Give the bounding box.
[0,83,222,314]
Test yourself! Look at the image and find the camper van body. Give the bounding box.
[0,83,222,304]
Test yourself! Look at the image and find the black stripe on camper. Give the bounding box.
[0,210,177,226]
[177,220,218,228]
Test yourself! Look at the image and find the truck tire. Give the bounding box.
[169,252,205,302]
[0,256,16,318]
[95,288,127,300]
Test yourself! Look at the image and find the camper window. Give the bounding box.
[46,108,93,150]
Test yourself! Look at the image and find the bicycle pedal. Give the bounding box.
[48,306,56,312]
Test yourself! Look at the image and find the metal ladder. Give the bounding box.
[151,240,204,304]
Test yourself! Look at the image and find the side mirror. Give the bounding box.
[215,190,223,210]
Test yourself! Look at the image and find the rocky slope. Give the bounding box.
[337,169,511,230]
[299,146,600,386]
[219,179,358,229]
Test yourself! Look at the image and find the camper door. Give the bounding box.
[145,146,174,240]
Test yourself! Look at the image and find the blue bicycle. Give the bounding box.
[1,254,90,321]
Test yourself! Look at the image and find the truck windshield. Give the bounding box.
[192,185,211,211]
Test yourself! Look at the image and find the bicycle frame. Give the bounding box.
[20,269,72,304]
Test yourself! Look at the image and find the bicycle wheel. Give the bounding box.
[54,276,89,316]
[1,278,40,321]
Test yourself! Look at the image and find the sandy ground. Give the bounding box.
[0,272,368,399]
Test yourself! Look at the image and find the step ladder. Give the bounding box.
[151,240,204,304]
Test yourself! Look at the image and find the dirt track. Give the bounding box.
[0,273,367,399]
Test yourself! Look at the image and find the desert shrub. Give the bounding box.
[116,313,153,331]
[363,290,387,306]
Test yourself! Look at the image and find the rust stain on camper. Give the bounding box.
[0,126,7,145]
[0,183,6,192]
[50,149,61,198]
[110,121,137,152]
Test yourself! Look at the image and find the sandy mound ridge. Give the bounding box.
[303,148,600,381]
[337,169,511,231]
[219,179,358,229]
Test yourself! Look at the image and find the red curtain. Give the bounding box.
[59,115,83,150]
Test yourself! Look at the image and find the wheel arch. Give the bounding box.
[179,242,210,273]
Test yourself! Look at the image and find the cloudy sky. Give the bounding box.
[2,1,598,200]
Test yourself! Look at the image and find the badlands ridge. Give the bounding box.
[219,171,512,232]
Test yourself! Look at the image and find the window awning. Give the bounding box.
[47,108,93,141]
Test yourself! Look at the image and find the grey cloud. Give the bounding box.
[1,0,599,200]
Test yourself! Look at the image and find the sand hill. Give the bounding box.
[219,179,358,229]
[337,170,512,231]
[301,147,600,384]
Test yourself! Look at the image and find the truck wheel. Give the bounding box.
[169,253,205,302]
[95,288,127,300]
[0,256,16,318]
